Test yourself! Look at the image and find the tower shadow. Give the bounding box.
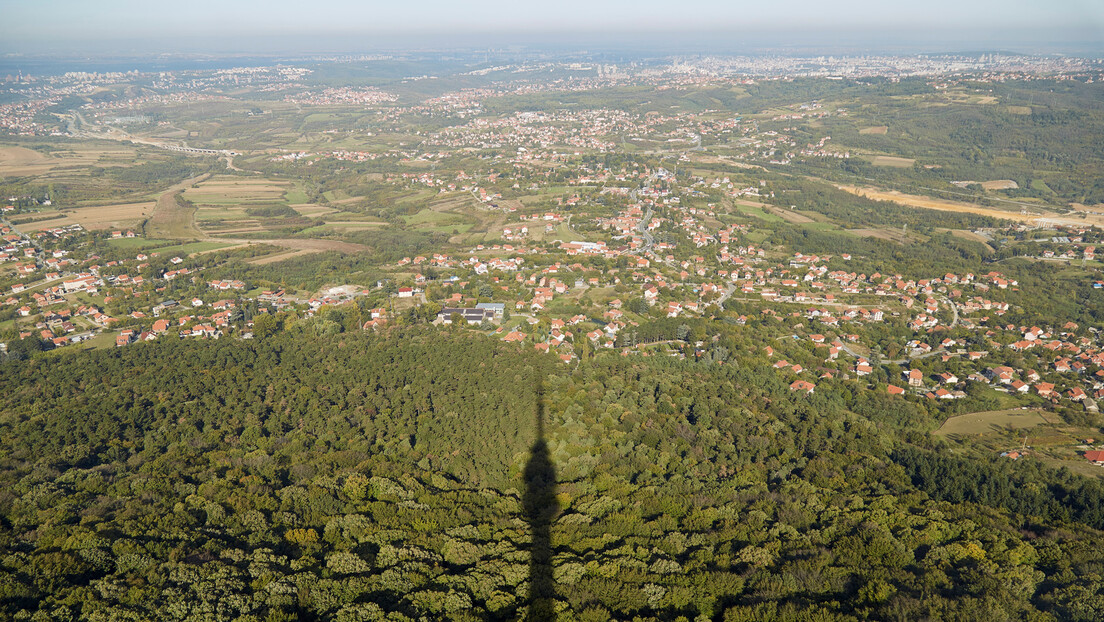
[522,379,559,621]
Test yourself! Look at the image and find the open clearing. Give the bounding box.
[934,409,1052,438]
[869,155,915,168]
[1038,454,1104,479]
[1008,105,1032,115]
[859,126,889,135]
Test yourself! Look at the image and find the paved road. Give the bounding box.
[715,283,738,307]
[945,295,960,329]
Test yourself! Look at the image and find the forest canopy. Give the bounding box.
[2,328,1104,621]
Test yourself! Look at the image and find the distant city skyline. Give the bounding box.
[2,1,1102,56]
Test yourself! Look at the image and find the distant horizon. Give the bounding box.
[2,1,1102,60]
[1,30,1102,67]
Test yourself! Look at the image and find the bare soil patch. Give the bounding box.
[981,180,1019,191]
[859,126,888,135]
[838,185,1039,223]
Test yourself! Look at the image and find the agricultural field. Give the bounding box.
[762,205,817,224]
[868,155,916,168]
[185,175,291,207]
[69,201,155,230]
[0,143,139,176]
[182,175,307,236]
[733,203,784,223]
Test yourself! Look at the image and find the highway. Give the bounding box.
[65,112,238,159]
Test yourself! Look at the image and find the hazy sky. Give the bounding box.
[2,0,1102,54]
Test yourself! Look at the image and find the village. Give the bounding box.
[4,163,1104,428]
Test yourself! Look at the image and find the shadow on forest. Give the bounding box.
[522,379,559,622]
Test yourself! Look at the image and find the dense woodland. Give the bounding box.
[2,328,1104,621]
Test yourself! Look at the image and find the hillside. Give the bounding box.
[2,329,1104,620]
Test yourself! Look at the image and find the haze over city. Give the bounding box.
[2,0,1103,56]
